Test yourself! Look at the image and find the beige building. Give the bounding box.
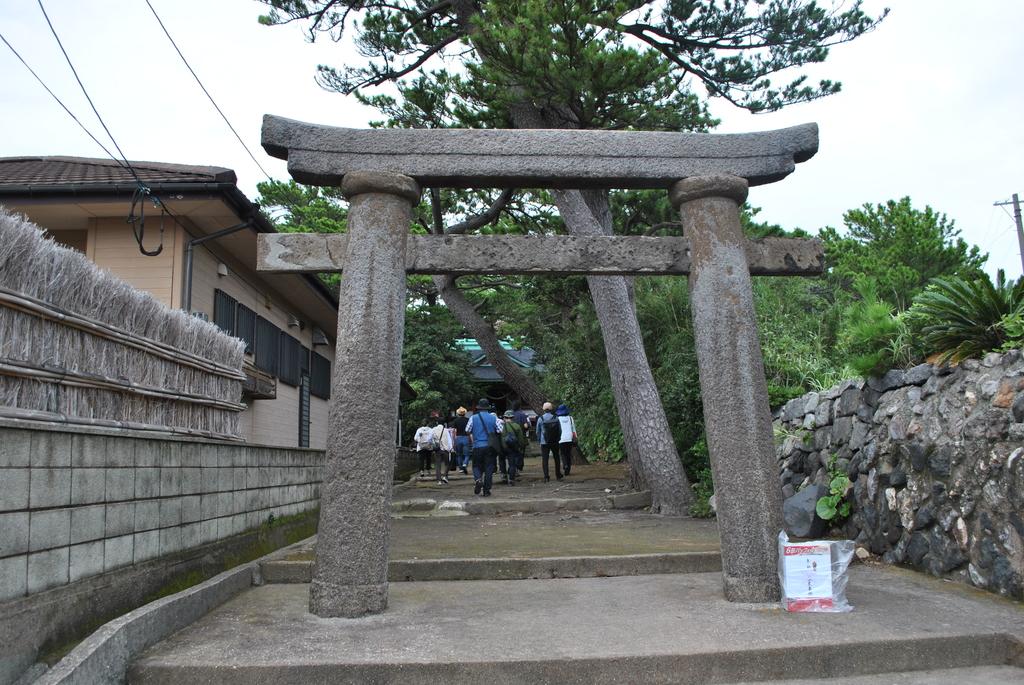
[0,156,341,449]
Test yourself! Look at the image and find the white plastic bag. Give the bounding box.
[778,531,854,612]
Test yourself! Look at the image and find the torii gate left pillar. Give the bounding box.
[310,170,419,617]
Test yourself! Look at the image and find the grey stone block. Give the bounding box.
[905,363,934,386]
[181,467,202,495]
[29,508,71,551]
[0,512,29,556]
[200,494,218,520]
[106,437,136,467]
[135,442,161,467]
[0,429,31,467]
[159,498,182,528]
[69,540,105,582]
[104,534,134,571]
[135,500,160,532]
[70,504,106,544]
[27,547,69,593]
[262,115,819,189]
[180,442,202,467]
[180,495,202,523]
[133,530,160,564]
[70,467,106,505]
[135,468,160,499]
[218,492,233,517]
[30,432,72,467]
[163,442,183,467]
[868,369,907,393]
[105,468,135,501]
[783,484,828,538]
[200,519,218,544]
[181,522,202,550]
[159,527,182,556]
[0,554,27,601]
[72,435,110,467]
[105,502,136,537]
[218,468,234,491]
[0,468,29,511]
[30,468,71,508]
[160,467,182,497]
[202,467,220,493]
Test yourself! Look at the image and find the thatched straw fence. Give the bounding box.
[0,208,245,439]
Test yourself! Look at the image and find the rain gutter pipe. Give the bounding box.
[183,219,253,313]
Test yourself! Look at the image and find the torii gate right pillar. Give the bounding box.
[670,175,784,603]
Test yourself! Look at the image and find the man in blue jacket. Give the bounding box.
[467,398,499,496]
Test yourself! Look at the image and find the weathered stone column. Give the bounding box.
[310,171,419,618]
[669,174,784,603]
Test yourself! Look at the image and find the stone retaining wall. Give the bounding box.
[0,420,324,605]
[775,349,1024,599]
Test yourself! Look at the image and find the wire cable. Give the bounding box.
[0,30,125,166]
[36,0,141,185]
[35,0,184,255]
[144,0,273,181]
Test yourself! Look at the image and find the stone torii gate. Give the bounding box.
[258,115,823,618]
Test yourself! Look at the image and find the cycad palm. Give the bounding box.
[914,270,1024,363]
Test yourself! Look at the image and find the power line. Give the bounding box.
[144,0,273,181]
[0,30,124,166]
[36,0,140,185]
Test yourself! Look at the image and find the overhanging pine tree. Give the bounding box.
[259,0,884,514]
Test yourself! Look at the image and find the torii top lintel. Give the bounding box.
[261,115,818,191]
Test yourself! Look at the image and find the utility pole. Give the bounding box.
[994,193,1024,275]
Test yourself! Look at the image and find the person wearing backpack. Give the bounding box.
[413,419,435,477]
[556,404,578,477]
[537,402,562,482]
[466,398,500,496]
[501,410,525,484]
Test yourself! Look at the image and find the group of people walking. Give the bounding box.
[413,399,578,497]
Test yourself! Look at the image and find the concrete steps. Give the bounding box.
[261,551,722,583]
[128,570,1024,685]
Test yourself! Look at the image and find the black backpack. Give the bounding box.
[541,415,561,444]
[504,426,520,450]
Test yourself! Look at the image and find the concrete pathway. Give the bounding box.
[129,566,1024,684]
[392,460,650,514]
[123,460,1024,684]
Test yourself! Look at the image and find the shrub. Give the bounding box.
[913,269,1024,363]
[839,278,919,377]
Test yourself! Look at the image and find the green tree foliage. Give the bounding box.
[838,278,918,377]
[913,270,1024,364]
[259,0,884,115]
[400,302,478,439]
[820,197,986,310]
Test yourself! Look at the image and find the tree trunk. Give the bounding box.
[432,275,547,413]
[551,189,692,515]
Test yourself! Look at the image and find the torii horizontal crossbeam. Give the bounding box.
[261,115,818,190]
[257,233,824,277]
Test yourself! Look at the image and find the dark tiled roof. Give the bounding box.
[0,156,236,188]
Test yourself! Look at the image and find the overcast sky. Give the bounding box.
[1,0,1021,278]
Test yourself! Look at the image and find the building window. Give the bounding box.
[254,316,280,376]
[310,352,331,399]
[213,289,237,336]
[236,304,256,354]
[278,333,304,387]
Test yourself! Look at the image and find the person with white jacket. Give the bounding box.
[555,404,577,477]
[432,418,454,484]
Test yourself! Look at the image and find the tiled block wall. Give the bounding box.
[0,425,324,602]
